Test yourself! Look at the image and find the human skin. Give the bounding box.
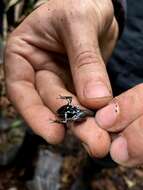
[5,0,143,167]
[5,0,116,158]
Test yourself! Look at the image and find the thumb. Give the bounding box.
[110,115,143,167]
[61,15,113,109]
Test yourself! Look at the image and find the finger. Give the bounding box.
[71,117,111,158]
[110,115,143,167]
[5,50,65,144]
[36,70,111,158]
[95,84,143,132]
[60,13,113,109]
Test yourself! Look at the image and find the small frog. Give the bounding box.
[54,95,95,124]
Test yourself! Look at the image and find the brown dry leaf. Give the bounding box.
[123,176,136,189]
[134,169,143,178]
[91,178,117,190]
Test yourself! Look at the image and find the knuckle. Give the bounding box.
[74,50,103,70]
[60,1,93,24]
[5,35,20,55]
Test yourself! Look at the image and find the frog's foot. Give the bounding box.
[57,95,72,105]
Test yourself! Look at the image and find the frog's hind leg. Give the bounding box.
[49,119,67,124]
[58,95,72,105]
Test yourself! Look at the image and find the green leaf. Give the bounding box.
[11,119,22,128]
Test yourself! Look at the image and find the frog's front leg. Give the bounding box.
[58,95,72,105]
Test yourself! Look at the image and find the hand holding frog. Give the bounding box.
[5,0,118,160]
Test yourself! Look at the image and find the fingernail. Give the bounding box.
[84,81,111,99]
[111,136,129,164]
[82,142,92,156]
[95,102,119,129]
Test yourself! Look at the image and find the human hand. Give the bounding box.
[95,84,143,166]
[5,0,118,158]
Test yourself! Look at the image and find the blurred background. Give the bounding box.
[0,0,143,190]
